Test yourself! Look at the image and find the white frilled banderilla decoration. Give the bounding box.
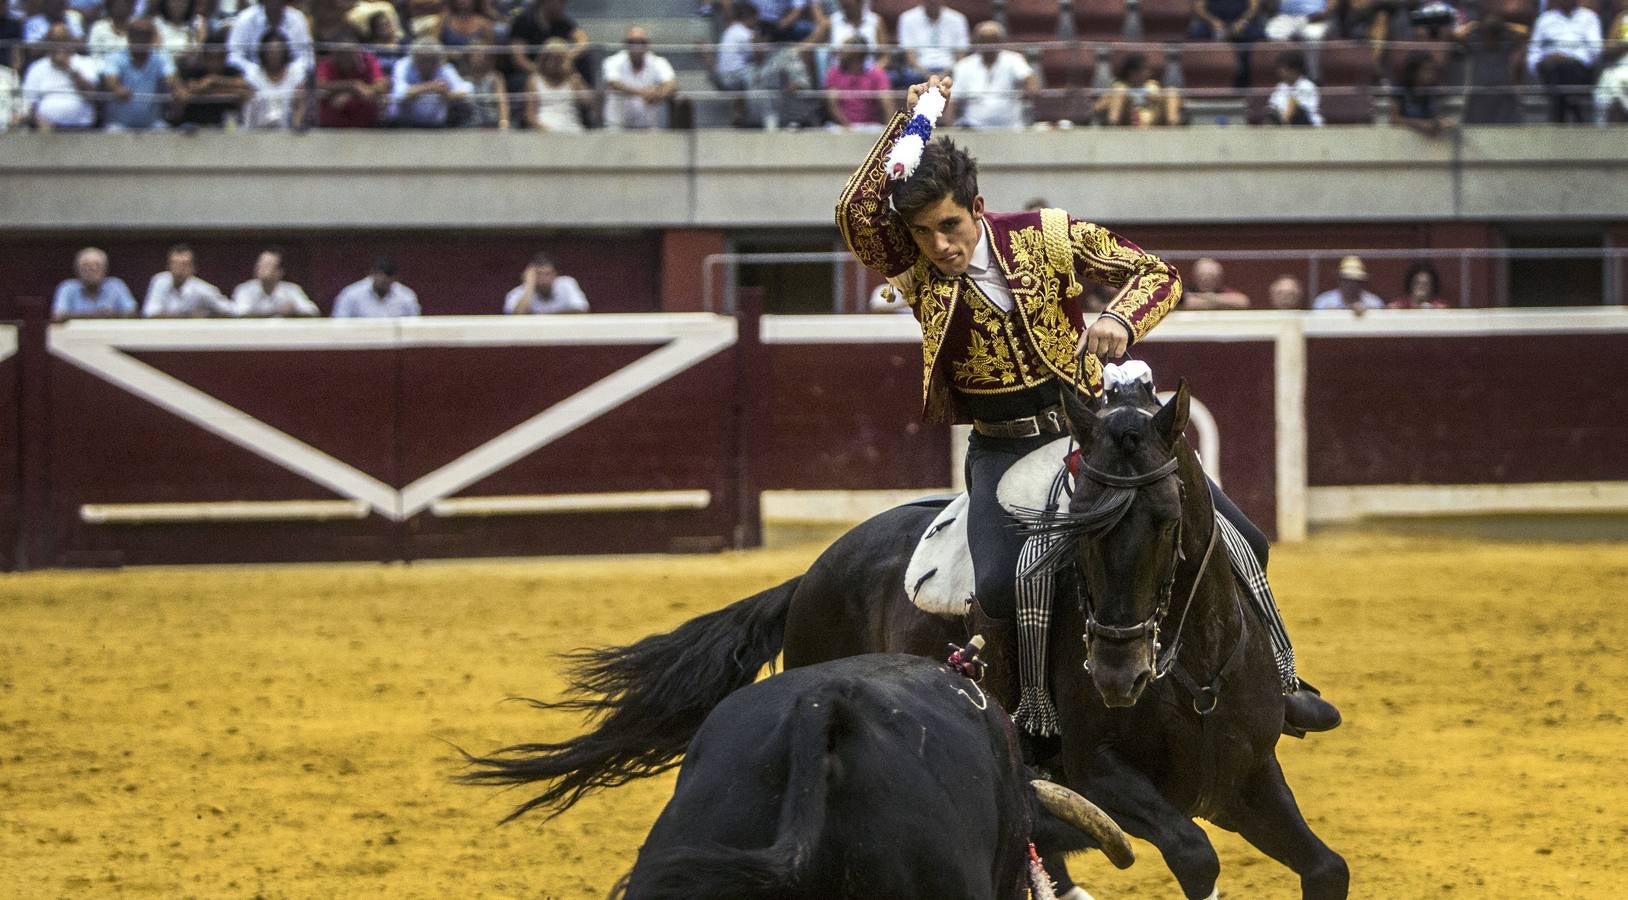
[885,85,948,182]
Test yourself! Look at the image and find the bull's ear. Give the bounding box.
[1059,383,1100,438]
[1152,379,1190,449]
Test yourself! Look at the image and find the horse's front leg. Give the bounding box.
[1071,744,1221,900]
[1217,753,1349,899]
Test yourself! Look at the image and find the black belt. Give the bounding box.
[972,403,1068,440]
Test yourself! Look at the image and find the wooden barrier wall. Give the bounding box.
[2,308,1625,569]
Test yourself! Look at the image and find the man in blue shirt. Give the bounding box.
[389,41,472,127]
[104,19,175,130]
[52,247,138,321]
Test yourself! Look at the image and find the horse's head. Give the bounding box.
[1056,365,1198,708]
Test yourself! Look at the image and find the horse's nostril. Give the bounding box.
[1132,670,1152,697]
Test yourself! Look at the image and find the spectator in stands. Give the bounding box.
[1268,274,1306,309]
[23,0,84,45]
[711,0,755,94]
[504,0,589,104]
[153,0,206,63]
[243,29,307,128]
[806,0,890,72]
[103,18,175,129]
[1388,260,1448,308]
[947,20,1036,129]
[226,0,311,71]
[86,0,133,59]
[504,253,589,313]
[172,31,251,127]
[1182,257,1251,309]
[1265,49,1323,125]
[362,11,408,74]
[232,247,319,316]
[0,59,19,130]
[307,0,359,58]
[1265,0,1329,42]
[1527,0,1601,123]
[524,36,586,130]
[824,36,891,127]
[345,0,401,44]
[143,243,234,317]
[465,41,510,128]
[391,40,473,126]
[1095,52,1180,127]
[53,248,138,321]
[1596,8,1628,123]
[1394,50,1455,136]
[601,25,675,129]
[315,37,385,128]
[22,23,99,129]
[897,0,968,79]
[332,257,422,317]
[1188,0,1264,89]
[1453,2,1525,125]
[741,19,816,127]
[1312,255,1385,312]
[752,0,814,43]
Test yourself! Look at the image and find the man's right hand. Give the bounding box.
[906,75,952,109]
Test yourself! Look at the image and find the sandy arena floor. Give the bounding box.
[2,525,1626,898]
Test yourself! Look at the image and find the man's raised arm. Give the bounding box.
[833,112,919,278]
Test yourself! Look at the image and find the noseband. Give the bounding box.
[1075,455,1218,681]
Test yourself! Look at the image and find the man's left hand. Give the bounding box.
[1079,316,1130,360]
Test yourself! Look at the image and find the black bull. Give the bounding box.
[612,653,1132,899]
[463,384,1348,899]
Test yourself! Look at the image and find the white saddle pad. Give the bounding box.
[905,437,1073,618]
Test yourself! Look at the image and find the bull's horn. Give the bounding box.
[1030,780,1135,870]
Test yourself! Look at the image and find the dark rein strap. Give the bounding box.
[1153,505,1219,682]
[1080,456,1178,489]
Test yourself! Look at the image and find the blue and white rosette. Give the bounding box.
[884,86,947,181]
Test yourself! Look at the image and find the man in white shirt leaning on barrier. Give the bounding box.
[332,257,422,318]
[504,253,589,314]
[232,247,320,317]
[143,244,235,318]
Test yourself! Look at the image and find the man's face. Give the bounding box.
[264,0,286,17]
[1268,278,1302,309]
[1193,260,1224,293]
[924,0,943,15]
[1338,276,1364,299]
[47,24,74,64]
[77,253,107,287]
[532,263,558,291]
[414,50,442,77]
[128,25,155,58]
[371,272,394,293]
[906,194,984,277]
[168,251,195,282]
[625,30,648,64]
[255,253,282,284]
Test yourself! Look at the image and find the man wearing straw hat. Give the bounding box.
[1312,255,1386,311]
[835,75,1341,741]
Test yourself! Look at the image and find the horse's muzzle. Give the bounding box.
[1086,639,1155,707]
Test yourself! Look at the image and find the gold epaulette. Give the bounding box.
[1039,208,1083,299]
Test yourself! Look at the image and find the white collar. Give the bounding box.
[965,219,993,274]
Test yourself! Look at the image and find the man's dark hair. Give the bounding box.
[530,252,556,269]
[1114,52,1148,84]
[372,256,397,277]
[891,136,979,221]
[733,0,757,21]
[168,242,193,257]
[1276,50,1308,79]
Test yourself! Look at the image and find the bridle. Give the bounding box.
[1073,453,1218,683]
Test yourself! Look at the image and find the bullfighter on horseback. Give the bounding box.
[835,75,1340,742]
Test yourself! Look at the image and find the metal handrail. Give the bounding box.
[704,247,1628,312]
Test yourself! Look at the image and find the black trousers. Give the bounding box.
[966,431,1269,619]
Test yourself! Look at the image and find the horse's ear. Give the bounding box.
[1153,379,1190,449]
[1059,383,1099,437]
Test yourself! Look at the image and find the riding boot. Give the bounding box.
[965,596,1021,713]
[1282,679,1342,738]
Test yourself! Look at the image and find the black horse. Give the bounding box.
[464,379,1348,899]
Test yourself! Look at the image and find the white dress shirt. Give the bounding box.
[1311,288,1384,311]
[504,276,589,314]
[601,50,676,129]
[22,54,101,128]
[963,221,1015,312]
[143,272,234,317]
[1526,6,1602,73]
[232,279,319,317]
[331,278,421,318]
[225,4,313,71]
[897,4,969,73]
[950,50,1032,128]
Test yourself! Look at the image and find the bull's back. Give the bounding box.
[627,654,1030,900]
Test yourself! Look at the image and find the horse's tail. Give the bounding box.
[457,576,800,821]
[612,680,842,900]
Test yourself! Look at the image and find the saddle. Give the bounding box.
[904,437,1074,618]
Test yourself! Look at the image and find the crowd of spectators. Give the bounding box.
[49,244,591,319]
[2,0,1623,132]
